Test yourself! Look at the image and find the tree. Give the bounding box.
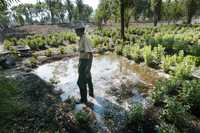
[151,0,162,26]
[120,0,125,40]
[162,0,184,24]
[184,0,199,24]
[45,0,63,24]
[65,0,74,22]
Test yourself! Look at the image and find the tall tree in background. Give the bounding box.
[120,0,125,40]
[151,0,162,26]
[65,0,74,22]
[75,0,84,20]
[184,0,199,24]
[45,0,63,24]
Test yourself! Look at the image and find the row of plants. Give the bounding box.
[117,43,199,79]
[3,32,77,51]
[25,45,77,68]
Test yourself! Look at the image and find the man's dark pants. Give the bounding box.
[77,57,93,103]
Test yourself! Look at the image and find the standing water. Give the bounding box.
[34,54,165,132]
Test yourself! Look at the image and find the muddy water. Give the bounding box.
[34,54,166,132]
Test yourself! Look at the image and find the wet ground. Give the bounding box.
[34,53,167,132]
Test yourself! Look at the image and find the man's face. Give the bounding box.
[75,28,84,37]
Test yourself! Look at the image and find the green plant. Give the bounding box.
[153,45,165,64]
[0,76,26,128]
[127,103,144,124]
[130,44,143,63]
[151,79,180,105]
[59,47,66,54]
[160,55,176,73]
[75,110,91,127]
[29,57,38,68]
[45,48,53,57]
[63,32,77,43]
[174,56,195,79]
[142,45,155,67]
[91,35,103,48]
[179,80,200,117]
[161,97,191,130]
[156,122,180,133]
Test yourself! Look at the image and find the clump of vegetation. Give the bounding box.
[179,80,200,117]
[0,76,27,130]
[160,97,191,130]
[156,122,180,133]
[45,48,53,57]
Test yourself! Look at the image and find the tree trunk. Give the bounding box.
[120,0,125,41]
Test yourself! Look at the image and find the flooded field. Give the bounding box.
[34,54,167,132]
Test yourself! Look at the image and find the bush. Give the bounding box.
[160,55,176,73]
[142,45,155,67]
[45,48,53,57]
[63,32,77,43]
[127,103,144,125]
[179,80,200,117]
[27,57,38,68]
[59,47,66,54]
[0,76,26,129]
[156,122,180,133]
[151,79,180,105]
[153,45,165,65]
[174,56,195,79]
[130,44,143,63]
[160,97,191,129]
[91,35,102,48]
[75,110,91,128]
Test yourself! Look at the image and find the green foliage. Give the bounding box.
[174,56,195,79]
[161,97,191,129]
[0,76,26,128]
[160,55,176,73]
[156,122,180,133]
[75,110,91,127]
[45,48,53,57]
[3,32,78,51]
[63,32,77,43]
[27,57,38,68]
[142,45,155,66]
[151,78,180,105]
[179,80,200,116]
[130,44,143,63]
[127,103,144,125]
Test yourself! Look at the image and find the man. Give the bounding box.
[75,23,94,104]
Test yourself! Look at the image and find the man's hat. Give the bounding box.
[74,22,85,30]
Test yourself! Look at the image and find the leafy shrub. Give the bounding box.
[174,56,195,79]
[156,122,180,133]
[160,55,176,73]
[151,79,180,105]
[91,35,103,48]
[75,109,93,128]
[160,97,191,129]
[153,45,165,65]
[179,80,200,117]
[122,45,131,58]
[127,103,144,125]
[130,44,143,63]
[27,57,38,68]
[0,76,26,128]
[63,32,77,43]
[45,48,53,57]
[142,45,155,67]
[59,47,66,54]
